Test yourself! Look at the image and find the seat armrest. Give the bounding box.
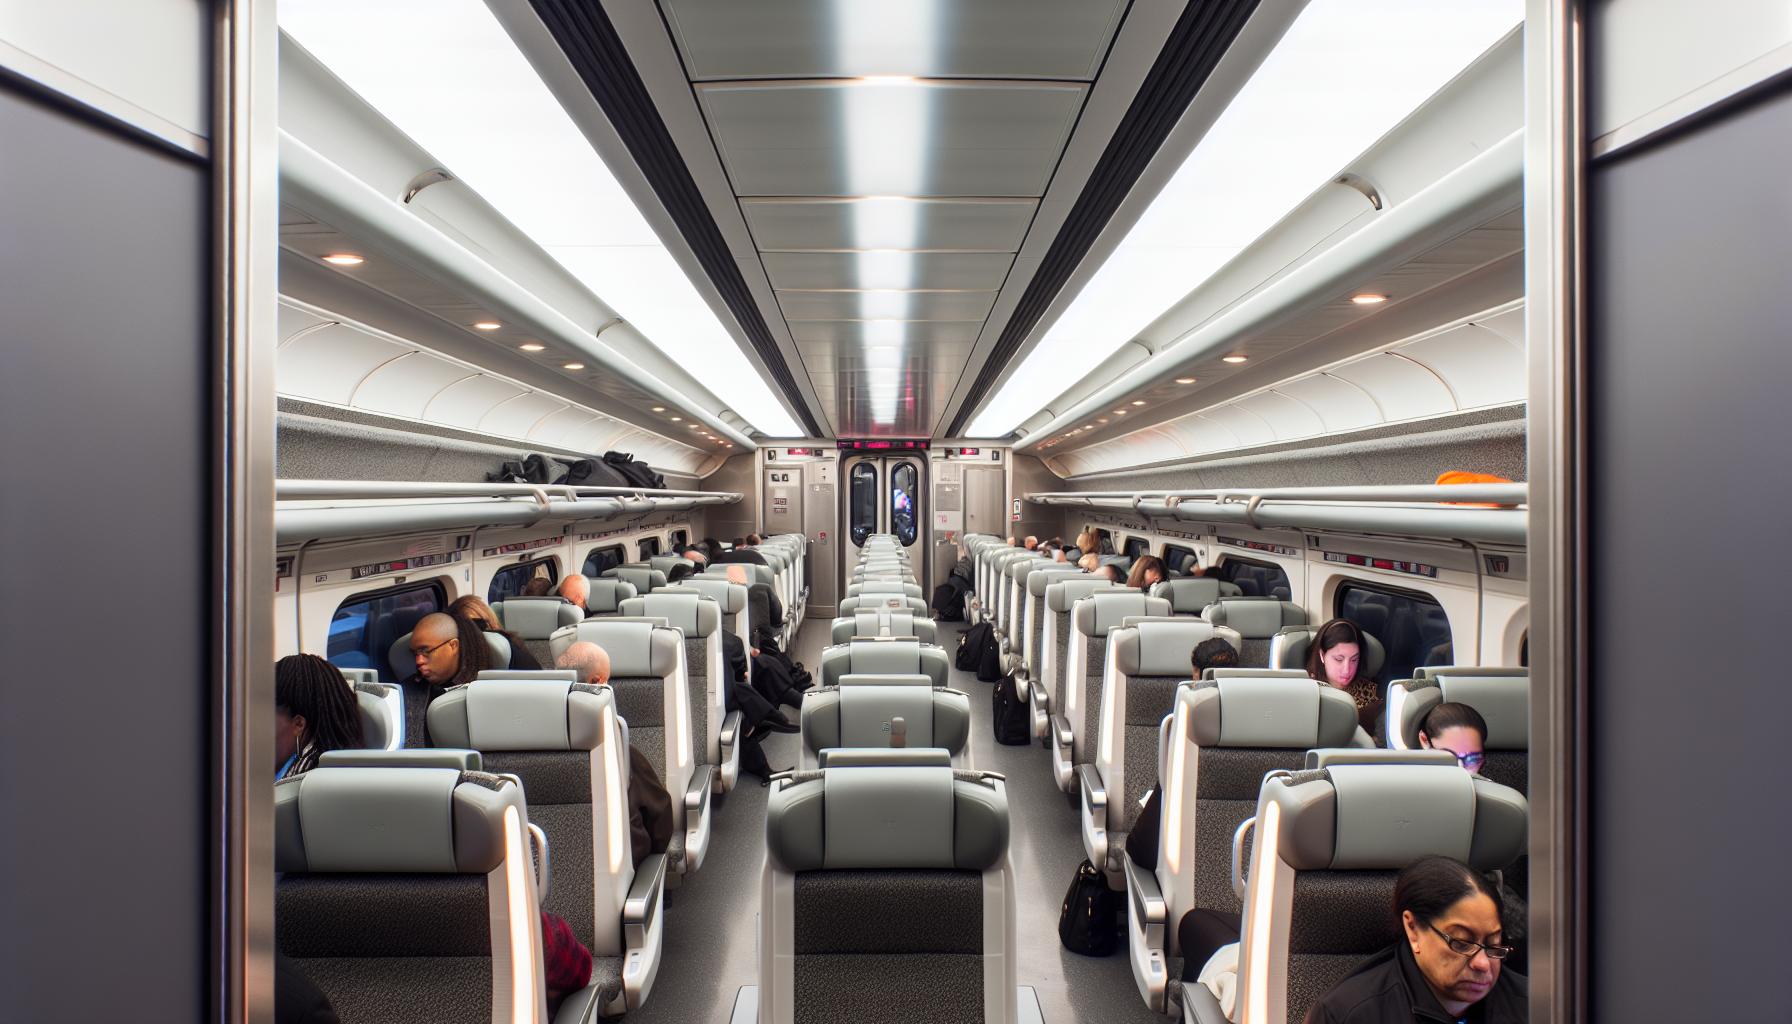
[1183,978,1230,1024]
[1077,762,1107,819]
[552,983,608,1024]
[1078,762,1108,869]
[1124,853,1170,1010]
[624,853,667,950]
[1123,854,1165,925]
[718,711,741,749]
[717,711,744,792]
[681,764,717,873]
[527,822,551,903]
[684,764,715,816]
[1051,714,1074,748]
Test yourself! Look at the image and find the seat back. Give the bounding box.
[1023,568,1086,679]
[1148,576,1242,614]
[829,608,938,645]
[1203,599,1310,666]
[581,577,638,615]
[274,765,545,1024]
[492,596,585,666]
[1268,624,1388,679]
[618,593,725,775]
[817,637,950,688]
[1000,554,1052,643]
[1041,579,1132,715]
[1063,592,1168,763]
[1234,764,1527,1024]
[837,592,928,616]
[672,576,751,649]
[847,579,924,599]
[352,681,405,751]
[604,564,667,595]
[1388,670,1530,793]
[798,674,972,767]
[759,763,1015,1024]
[429,675,635,962]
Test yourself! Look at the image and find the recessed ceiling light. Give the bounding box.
[1222,356,1248,363]
[519,343,545,351]
[1113,409,1126,415]
[1352,293,1388,304]
[1176,378,1196,384]
[321,254,364,265]
[563,363,584,369]
[1097,419,1108,424]
[670,417,681,422]
[473,321,501,330]
[651,407,665,412]
[1131,400,1146,406]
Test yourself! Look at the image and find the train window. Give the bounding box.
[890,462,919,546]
[670,529,687,548]
[488,557,558,604]
[1162,545,1200,576]
[582,545,625,577]
[1213,556,1291,599]
[637,536,661,560]
[1095,528,1114,554]
[1336,580,1453,686]
[327,581,445,683]
[1122,536,1149,560]
[848,462,877,546]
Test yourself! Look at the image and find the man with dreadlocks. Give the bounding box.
[275,653,365,780]
[401,612,492,746]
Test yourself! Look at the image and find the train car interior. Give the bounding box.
[5,1,1787,1022]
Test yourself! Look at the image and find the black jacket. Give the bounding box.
[1304,942,1527,1024]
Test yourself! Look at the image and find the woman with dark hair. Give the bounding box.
[1306,618,1382,735]
[1419,702,1488,776]
[666,561,696,585]
[1126,554,1167,590]
[275,654,366,779]
[447,594,542,670]
[1303,854,1525,1023]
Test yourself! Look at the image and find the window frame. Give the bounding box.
[1332,577,1455,684]
[487,556,560,604]
[637,536,661,560]
[1162,544,1200,575]
[1213,554,1292,598]
[326,578,448,683]
[582,544,626,578]
[1122,535,1150,560]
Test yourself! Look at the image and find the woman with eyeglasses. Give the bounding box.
[1304,854,1525,1023]
[1419,702,1488,775]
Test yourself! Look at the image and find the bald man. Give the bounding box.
[558,573,590,614]
[555,641,609,686]
[556,641,674,866]
[401,612,490,747]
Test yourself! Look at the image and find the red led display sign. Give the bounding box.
[836,439,930,450]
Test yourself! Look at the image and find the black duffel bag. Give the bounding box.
[956,622,993,671]
[603,450,665,490]
[990,674,1031,745]
[1058,859,1119,956]
[564,457,631,488]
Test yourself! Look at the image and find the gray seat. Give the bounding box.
[1035,578,1131,746]
[1148,577,1243,615]
[275,765,558,1024]
[580,577,638,616]
[798,673,973,769]
[1206,764,1527,1024]
[830,607,938,645]
[339,667,405,751]
[817,636,951,688]
[838,592,928,616]
[672,575,755,683]
[491,596,585,668]
[1202,599,1310,667]
[616,591,740,794]
[980,548,1040,627]
[1081,619,1241,879]
[1022,568,1086,683]
[428,674,655,1013]
[604,564,668,595]
[1006,559,1060,662]
[383,630,513,748]
[999,554,1053,651]
[846,579,924,600]
[1267,624,1387,677]
[648,555,686,575]
[545,618,717,877]
[1050,590,1168,792]
[758,760,1017,1024]
[1129,677,1363,1013]
[1388,669,1530,794]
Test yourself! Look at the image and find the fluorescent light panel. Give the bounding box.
[279,0,801,436]
[968,0,1523,436]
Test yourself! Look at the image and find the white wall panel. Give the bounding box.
[478,392,566,439]
[1473,306,1525,344]
[529,408,600,447]
[1397,324,1523,410]
[1328,353,1456,421]
[352,352,472,419]
[1198,404,1276,447]
[1235,390,1325,440]
[1275,374,1383,432]
[424,375,526,429]
[1165,415,1244,455]
[278,324,411,406]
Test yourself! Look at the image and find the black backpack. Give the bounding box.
[564,458,631,488]
[932,576,969,622]
[976,627,1003,683]
[990,674,1031,745]
[955,622,992,671]
[521,453,567,485]
[603,450,666,490]
[1058,859,1119,956]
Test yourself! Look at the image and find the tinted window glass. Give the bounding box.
[1337,581,1453,685]
[670,530,687,548]
[849,461,877,545]
[1215,556,1291,599]
[1162,545,1199,575]
[1122,536,1149,560]
[328,582,444,683]
[891,461,919,546]
[637,536,660,560]
[582,545,624,577]
[488,558,558,604]
[1095,528,1114,554]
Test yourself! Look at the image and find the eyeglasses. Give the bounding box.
[1427,922,1512,960]
[410,638,456,661]
[1434,746,1485,770]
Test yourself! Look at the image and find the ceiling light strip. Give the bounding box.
[944,0,1263,437]
[526,0,823,437]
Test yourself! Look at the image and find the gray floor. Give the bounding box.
[609,617,1166,1024]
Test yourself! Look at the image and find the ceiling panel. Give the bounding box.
[1275,374,1384,433]
[1234,390,1326,440]
[1395,324,1524,410]
[479,391,567,438]
[775,290,997,321]
[740,197,1036,251]
[353,352,472,419]
[787,319,983,349]
[696,81,1087,197]
[1196,405,1276,448]
[1328,353,1457,421]
[661,0,1128,80]
[762,251,1016,290]
[278,323,411,406]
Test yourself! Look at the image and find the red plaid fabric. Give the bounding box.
[541,910,592,993]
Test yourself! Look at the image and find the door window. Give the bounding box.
[849,461,877,546]
[890,462,919,546]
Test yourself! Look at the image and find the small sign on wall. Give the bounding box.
[1011,498,1022,521]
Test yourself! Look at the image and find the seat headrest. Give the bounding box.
[387,630,511,682]
[318,748,483,771]
[426,677,612,751]
[1391,674,1529,750]
[1113,619,1242,676]
[673,577,747,614]
[1180,678,1360,749]
[1202,599,1308,638]
[618,593,720,637]
[816,748,952,768]
[1271,625,1387,679]
[764,766,1008,873]
[1045,578,1130,613]
[1262,764,1527,872]
[548,619,678,676]
[648,555,685,574]
[493,596,584,639]
[583,577,637,613]
[274,766,527,874]
[1303,748,1458,770]
[1149,577,1225,613]
[1027,568,1087,597]
[1072,592,1169,637]
[604,565,668,593]
[839,673,933,687]
[833,610,934,644]
[353,684,398,750]
[854,580,922,598]
[838,594,928,616]
[1202,667,1310,681]
[1005,556,1052,579]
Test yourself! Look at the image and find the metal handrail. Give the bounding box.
[276,480,743,504]
[1026,483,1527,506]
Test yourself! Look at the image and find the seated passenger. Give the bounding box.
[447,594,542,670]
[541,910,593,1018]
[1191,636,1238,676]
[1126,554,1167,589]
[1302,854,1525,1023]
[1128,638,1241,873]
[520,575,554,597]
[1307,618,1382,736]
[275,653,366,779]
[1418,702,1488,776]
[1076,529,1099,557]
[557,573,589,611]
[684,546,708,568]
[402,612,492,745]
[746,532,762,545]
[555,643,676,863]
[1094,563,1124,584]
[733,536,746,548]
[728,563,785,647]
[1024,535,1039,550]
[1078,552,1101,572]
[666,561,696,585]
